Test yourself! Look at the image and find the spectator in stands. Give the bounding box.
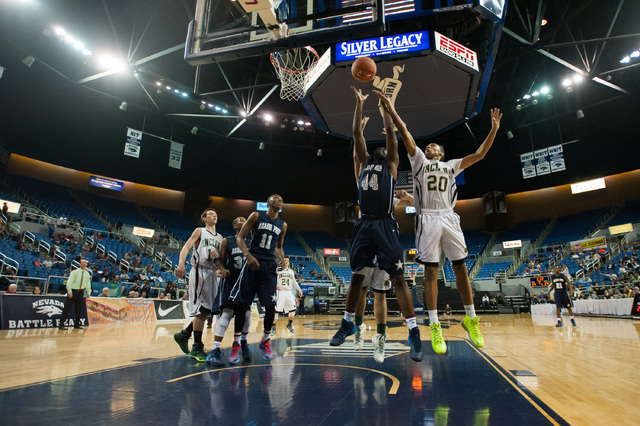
[482,294,490,308]
[33,285,41,295]
[603,290,612,299]
[158,292,166,300]
[5,284,17,294]
[444,304,452,315]
[34,258,43,268]
[613,289,624,299]
[624,285,632,298]
[589,290,599,300]
[2,202,8,218]
[166,293,172,300]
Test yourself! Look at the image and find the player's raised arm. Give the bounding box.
[395,189,414,206]
[352,86,371,180]
[176,228,202,278]
[380,98,399,179]
[460,108,502,170]
[373,90,417,157]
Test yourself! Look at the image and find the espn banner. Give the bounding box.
[154,300,185,321]
[86,298,155,325]
[570,236,607,251]
[0,294,88,329]
[124,128,142,158]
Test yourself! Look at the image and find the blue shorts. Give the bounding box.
[217,272,240,310]
[555,292,572,309]
[227,259,278,310]
[349,216,404,277]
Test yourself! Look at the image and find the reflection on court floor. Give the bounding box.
[0,338,568,425]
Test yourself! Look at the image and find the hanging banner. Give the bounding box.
[169,141,183,169]
[520,152,536,179]
[534,148,550,176]
[124,128,142,158]
[548,144,566,172]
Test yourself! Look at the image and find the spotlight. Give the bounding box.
[540,86,550,94]
[199,104,205,110]
[317,149,323,157]
[562,79,572,87]
[0,66,4,79]
[119,101,128,111]
[523,94,531,99]
[532,99,538,105]
[259,142,265,150]
[566,86,573,93]
[22,56,35,67]
[515,104,522,111]
[576,109,584,119]
[573,74,583,83]
[532,91,540,97]
[191,126,198,135]
[297,120,304,125]
[506,131,514,139]
[264,114,273,122]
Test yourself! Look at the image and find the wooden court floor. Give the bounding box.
[1,314,638,425]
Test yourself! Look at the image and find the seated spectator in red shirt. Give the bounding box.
[34,258,43,267]
[5,284,17,294]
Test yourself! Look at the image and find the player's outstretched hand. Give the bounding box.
[350,85,369,103]
[372,90,392,111]
[490,108,502,131]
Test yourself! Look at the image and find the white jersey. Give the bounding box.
[408,149,462,212]
[190,228,223,269]
[277,268,301,293]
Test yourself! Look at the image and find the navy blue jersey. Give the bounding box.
[225,235,246,276]
[248,211,284,261]
[358,159,396,218]
[551,274,569,293]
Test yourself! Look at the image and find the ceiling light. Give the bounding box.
[523,94,531,99]
[240,111,247,117]
[0,66,5,79]
[264,114,273,122]
[631,51,640,58]
[157,88,162,94]
[119,101,128,111]
[317,149,323,157]
[297,120,304,125]
[199,104,205,110]
[305,122,311,126]
[576,109,584,119]
[214,106,221,111]
[515,104,522,111]
[97,54,125,72]
[181,92,188,97]
[540,86,550,94]
[299,126,304,131]
[64,35,75,44]
[191,126,198,135]
[506,131,514,139]
[280,124,286,129]
[532,99,538,105]
[53,27,66,36]
[566,86,573,93]
[22,56,35,67]
[532,91,540,97]
[541,19,548,26]
[259,142,265,150]
[157,82,163,86]
[165,85,171,90]
[620,56,631,64]
[222,109,228,114]
[207,103,213,108]
[81,49,92,56]
[573,74,583,83]
[174,89,179,93]
[562,79,571,87]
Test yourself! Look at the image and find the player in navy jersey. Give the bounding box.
[330,86,423,363]
[375,90,501,354]
[549,266,577,327]
[206,216,254,365]
[227,194,287,361]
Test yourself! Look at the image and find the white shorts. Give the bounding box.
[276,290,297,314]
[188,267,218,317]
[415,212,467,264]
[354,267,391,292]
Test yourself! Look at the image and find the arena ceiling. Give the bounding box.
[0,0,639,207]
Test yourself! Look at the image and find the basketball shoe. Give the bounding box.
[353,323,366,350]
[270,325,276,337]
[286,322,295,334]
[407,327,423,361]
[330,319,356,346]
[206,347,225,366]
[372,333,386,363]
[228,342,242,365]
[189,342,207,362]
[241,340,252,361]
[556,321,563,327]
[430,322,447,354]
[571,319,577,326]
[259,338,273,361]
[461,316,484,348]
[174,331,190,355]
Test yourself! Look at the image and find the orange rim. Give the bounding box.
[270,46,320,75]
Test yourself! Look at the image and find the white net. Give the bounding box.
[270,46,319,101]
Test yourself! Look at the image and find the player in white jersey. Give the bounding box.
[275,257,302,333]
[173,208,224,362]
[375,90,502,355]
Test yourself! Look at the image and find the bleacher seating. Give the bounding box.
[82,193,155,229]
[495,219,548,244]
[443,258,475,282]
[145,207,199,242]
[284,234,307,257]
[541,208,609,246]
[608,197,640,227]
[475,260,512,280]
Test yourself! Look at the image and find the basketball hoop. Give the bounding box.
[270,46,319,101]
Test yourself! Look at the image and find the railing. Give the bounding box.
[0,252,19,274]
[96,243,105,255]
[24,230,36,245]
[54,249,66,263]
[38,239,50,254]
[120,258,130,271]
[108,250,117,263]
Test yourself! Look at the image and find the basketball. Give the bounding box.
[351,57,376,83]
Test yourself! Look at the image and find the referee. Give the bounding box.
[58,258,92,330]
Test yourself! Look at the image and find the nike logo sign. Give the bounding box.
[158,304,181,317]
